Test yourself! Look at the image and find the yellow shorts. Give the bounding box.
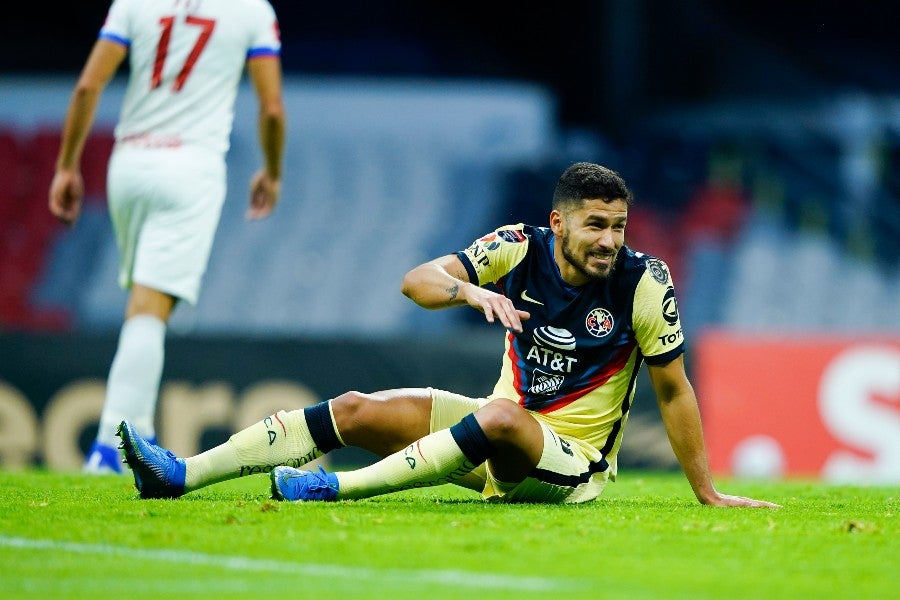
[428,388,609,504]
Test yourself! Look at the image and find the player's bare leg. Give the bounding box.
[330,388,435,456]
[125,284,178,320]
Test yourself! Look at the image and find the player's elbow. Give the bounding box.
[72,79,104,102]
[400,267,433,306]
[400,270,418,301]
[259,99,285,124]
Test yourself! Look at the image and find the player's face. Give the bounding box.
[552,198,628,285]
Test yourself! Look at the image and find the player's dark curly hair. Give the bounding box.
[552,162,633,209]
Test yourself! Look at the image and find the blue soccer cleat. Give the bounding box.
[270,465,339,502]
[83,440,124,474]
[117,420,186,499]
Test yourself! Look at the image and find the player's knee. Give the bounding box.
[476,399,527,442]
[330,390,379,435]
[125,286,176,321]
[331,390,368,417]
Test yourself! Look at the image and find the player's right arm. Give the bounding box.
[49,39,126,226]
[401,254,529,332]
[245,54,285,220]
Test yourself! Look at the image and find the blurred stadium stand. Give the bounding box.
[1,76,562,336]
[2,3,899,475]
[1,77,899,338]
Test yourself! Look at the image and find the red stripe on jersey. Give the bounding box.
[506,331,527,405]
[537,341,636,414]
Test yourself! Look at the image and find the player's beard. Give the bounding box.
[560,231,618,282]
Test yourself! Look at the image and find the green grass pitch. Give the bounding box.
[1,469,896,599]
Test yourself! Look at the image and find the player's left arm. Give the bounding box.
[647,356,780,508]
[246,55,285,220]
[50,38,126,225]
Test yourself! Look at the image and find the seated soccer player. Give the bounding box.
[119,162,778,509]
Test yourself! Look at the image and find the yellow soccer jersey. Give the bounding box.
[456,224,684,475]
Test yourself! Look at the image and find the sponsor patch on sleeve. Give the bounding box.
[498,229,527,243]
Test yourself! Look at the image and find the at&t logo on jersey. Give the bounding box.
[527,327,578,374]
[533,326,576,351]
[586,307,614,338]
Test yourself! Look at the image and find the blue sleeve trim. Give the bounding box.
[456,251,479,285]
[247,47,280,59]
[99,32,130,48]
[644,343,685,366]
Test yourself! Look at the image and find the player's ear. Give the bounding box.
[549,209,564,235]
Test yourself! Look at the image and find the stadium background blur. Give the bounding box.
[1,1,898,482]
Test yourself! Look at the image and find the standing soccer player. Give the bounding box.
[119,162,778,509]
[49,0,286,473]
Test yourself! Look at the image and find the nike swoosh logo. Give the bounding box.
[521,290,544,305]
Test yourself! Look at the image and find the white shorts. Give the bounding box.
[428,388,609,504]
[106,145,226,304]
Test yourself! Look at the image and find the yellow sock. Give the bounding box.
[185,409,324,490]
[336,429,475,499]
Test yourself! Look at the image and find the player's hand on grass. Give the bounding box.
[49,169,84,226]
[464,284,530,333]
[247,169,280,220]
[706,492,782,508]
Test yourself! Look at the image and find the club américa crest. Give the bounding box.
[585,307,614,337]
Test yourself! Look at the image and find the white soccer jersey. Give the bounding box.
[100,0,280,154]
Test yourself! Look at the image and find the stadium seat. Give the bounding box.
[679,181,750,245]
[625,205,683,285]
[0,128,22,226]
[0,128,116,330]
[31,206,109,317]
[81,129,115,203]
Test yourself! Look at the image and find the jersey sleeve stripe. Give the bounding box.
[246,47,280,59]
[99,32,130,48]
[455,251,479,285]
[643,344,685,365]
